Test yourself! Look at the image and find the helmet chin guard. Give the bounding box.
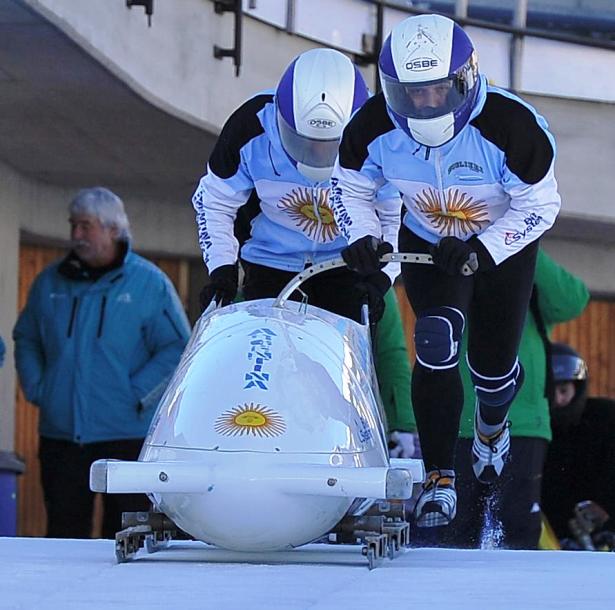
[295,162,334,183]
[406,114,455,148]
[379,14,479,147]
[276,48,369,181]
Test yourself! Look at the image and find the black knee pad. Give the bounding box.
[469,359,524,407]
[414,306,465,370]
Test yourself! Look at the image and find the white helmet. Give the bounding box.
[378,14,479,147]
[276,48,369,182]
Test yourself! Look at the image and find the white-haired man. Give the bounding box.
[14,187,190,539]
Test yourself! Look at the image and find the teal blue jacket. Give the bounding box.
[13,250,190,443]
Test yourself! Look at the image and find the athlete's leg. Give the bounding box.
[467,240,538,482]
[399,226,473,526]
[307,267,371,323]
[399,226,473,471]
[240,260,295,300]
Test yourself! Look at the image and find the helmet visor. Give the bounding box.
[552,353,588,382]
[381,72,469,120]
[277,112,340,169]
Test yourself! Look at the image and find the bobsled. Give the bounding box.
[90,254,435,567]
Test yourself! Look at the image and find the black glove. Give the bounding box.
[356,270,391,323]
[199,264,238,310]
[429,236,483,276]
[342,236,394,276]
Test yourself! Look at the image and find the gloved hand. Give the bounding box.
[388,430,422,459]
[356,270,391,323]
[342,236,394,276]
[429,236,481,276]
[199,264,238,310]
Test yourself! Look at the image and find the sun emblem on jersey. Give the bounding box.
[413,187,489,236]
[278,187,338,242]
[215,403,286,438]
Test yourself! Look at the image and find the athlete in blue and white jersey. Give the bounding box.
[192,48,401,323]
[331,14,562,526]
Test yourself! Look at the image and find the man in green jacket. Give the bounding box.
[406,249,589,548]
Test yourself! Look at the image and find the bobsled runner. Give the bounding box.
[90,254,448,568]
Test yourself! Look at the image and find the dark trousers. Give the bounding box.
[411,437,548,549]
[39,437,150,539]
[241,259,368,323]
[399,225,538,471]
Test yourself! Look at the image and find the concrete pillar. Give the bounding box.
[0,165,21,453]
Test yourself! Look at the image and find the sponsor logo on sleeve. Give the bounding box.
[329,177,353,240]
[504,213,543,246]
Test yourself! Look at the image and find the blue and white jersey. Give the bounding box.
[192,91,402,279]
[331,76,561,266]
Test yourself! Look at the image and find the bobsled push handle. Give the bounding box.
[273,252,474,309]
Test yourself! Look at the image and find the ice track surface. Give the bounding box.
[1,537,614,609]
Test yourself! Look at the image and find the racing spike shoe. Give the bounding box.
[414,469,457,527]
[472,418,511,484]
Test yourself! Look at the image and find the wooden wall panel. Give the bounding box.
[394,284,615,399]
[14,245,187,537]
[551,300,615,398]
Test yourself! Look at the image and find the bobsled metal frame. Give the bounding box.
[114,502,410,569]
[274,251,474,309]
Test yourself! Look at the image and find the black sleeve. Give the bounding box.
[338,93,396,171]
[470,92,554,185]
[208,94,273,179]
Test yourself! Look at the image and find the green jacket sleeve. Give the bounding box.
[375,289,415,432]
[534,249,590,326]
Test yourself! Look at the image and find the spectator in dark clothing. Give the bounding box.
[542,343,615,539]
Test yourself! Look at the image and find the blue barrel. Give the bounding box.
[0,451,25,537]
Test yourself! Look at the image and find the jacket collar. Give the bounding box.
[58,240,129,282]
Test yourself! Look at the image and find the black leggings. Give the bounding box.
[399,225,538,471]
[39,437,150,539]
[241,259,368,324]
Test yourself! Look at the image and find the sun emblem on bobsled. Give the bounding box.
[215,403,286,437]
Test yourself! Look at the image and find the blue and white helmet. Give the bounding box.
[276,48,369,182]
[379,14,479,147]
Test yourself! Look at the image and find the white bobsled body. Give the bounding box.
[91,297,423,552]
